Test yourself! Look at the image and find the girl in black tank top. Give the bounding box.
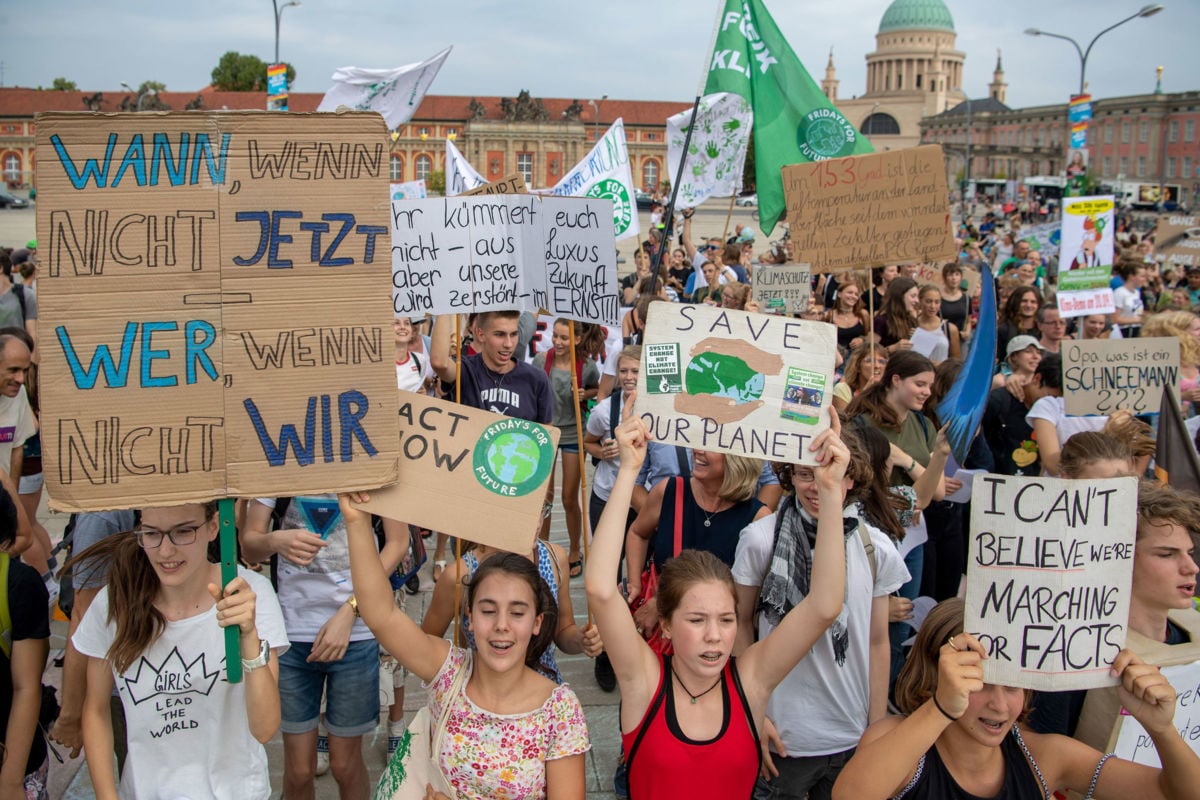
[832,599,1200,800]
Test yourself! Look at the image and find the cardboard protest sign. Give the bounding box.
[1057,196,1116,318]
[462,173,528,196]
[390,194,618,325]
[356,391,559,553]
[1062,338,1180,416]
[1157,214,1200,269]
[752,263,812,315]
[37,111,400,512]
[634,303,836,464]
[782,145,956,273]
[1112,660,1200,766]
[965,474,1138,691]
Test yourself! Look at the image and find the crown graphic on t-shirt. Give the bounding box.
[122,646,220,706]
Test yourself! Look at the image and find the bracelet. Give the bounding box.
[932,693,961,722]
[907,457,916,472]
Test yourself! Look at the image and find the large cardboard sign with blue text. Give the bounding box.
[390,194,618,325]
[634,304,836,465]
[36,112,400,511]
[356,391,559,554]
[965,474,1138,691]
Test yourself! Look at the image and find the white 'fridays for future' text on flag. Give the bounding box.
[552,119,640,242]
[317,46,452,129]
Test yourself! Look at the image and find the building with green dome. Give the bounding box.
[824,0,975,151]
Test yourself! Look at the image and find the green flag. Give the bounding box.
[705,0,873,234]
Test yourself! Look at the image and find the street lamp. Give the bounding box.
[120,81,158,111]
[1024,5,1164,95]
[273,0,301,65]
[587,95,607,142]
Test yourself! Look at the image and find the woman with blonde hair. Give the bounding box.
[1142,310,1200,414]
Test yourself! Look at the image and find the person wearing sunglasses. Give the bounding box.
[69,503,287,800]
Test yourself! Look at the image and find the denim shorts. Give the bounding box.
[278,639,380,737]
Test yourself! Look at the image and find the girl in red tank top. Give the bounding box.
[585,401,853,799]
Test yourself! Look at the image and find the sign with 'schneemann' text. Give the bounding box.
[37,111,401,512]
[1062,337,1180,416]
[965,474,1138,692]
[634,303,836,465]
[390,194,618,325]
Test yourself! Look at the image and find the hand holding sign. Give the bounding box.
[936,633,988,720]
[1112,649,1180,737]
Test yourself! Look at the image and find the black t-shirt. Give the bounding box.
[652,477,764,570]
[983,388,1039,476]
[1,557,50,776]
[456,352,554,423]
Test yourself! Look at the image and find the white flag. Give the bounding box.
[317,46,452,129]
[445,138,486,196]
[552,119,640,241]
[667,92,751,209]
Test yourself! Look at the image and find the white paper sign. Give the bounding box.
[751,263,812,315]
[965,474,1138,691]
[634,303,836,465]
[390,194,618,325]
[1113,661,1200,766]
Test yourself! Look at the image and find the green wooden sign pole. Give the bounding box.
[219,498,242,684]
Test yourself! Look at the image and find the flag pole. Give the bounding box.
[647,94,702,301]
[720,193,737,243]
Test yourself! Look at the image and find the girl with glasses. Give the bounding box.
[69,503,286,800]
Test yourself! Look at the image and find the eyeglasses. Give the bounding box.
[135,523,202,549]
[793,468,817,483]
[705,245,719,251]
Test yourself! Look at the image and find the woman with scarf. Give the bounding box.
[731,433,910,800]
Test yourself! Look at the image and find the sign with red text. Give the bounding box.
[965,474,1138,691]
[782,145,955,272]
[37,112,400,511]
[634,303,836,465]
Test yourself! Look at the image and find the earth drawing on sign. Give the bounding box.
[675,338,783,424]
[486,432,540,484]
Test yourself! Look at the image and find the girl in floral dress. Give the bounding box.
[340,496,589,799]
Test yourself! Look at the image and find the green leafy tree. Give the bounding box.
[426,171,446,195]
[210,51,296,91]
[51,77,78,91]
[138,81,167,95]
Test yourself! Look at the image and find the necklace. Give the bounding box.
[695,486,725,527]
[671,665,722,704]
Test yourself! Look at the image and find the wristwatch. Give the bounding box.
[241,638,270,673]
[347,595,360,617]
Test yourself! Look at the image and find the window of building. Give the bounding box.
[645,132,657,141]
[389,155,404,182]
[643,159,659,191]
[446,128,459,138]
[1167,156,1176,179]
[1104,124,1112,144]
[861,113,901,136]
[1137,156,1146,178]
[415,154,432,180]
[1185,156,1194,179]
[1035,128,1044,147]
[2,153,19,183]
[1187,120,1196,142]
[517,152,533,185]
[1103,157,1112,175]
[417,127,430,138]
[1120,157,1128,176]
[1169,121,1179,142]
[1121,121,1130,143]
[1139,121,1149,143]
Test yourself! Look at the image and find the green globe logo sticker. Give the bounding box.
[797,109,857,160]
[473,419,555,497]
[586,178,633,238]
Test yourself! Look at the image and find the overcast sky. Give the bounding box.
[3,0,1194,108]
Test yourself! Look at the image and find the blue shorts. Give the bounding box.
[559,443,580,454]
[278,639,380,737]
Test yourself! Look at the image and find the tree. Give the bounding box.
[210,51,296,91]
[426,170,446,195]
[51,77,78,91]
[138,81,167,95]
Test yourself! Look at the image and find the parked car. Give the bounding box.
[734,193,757,207]
[634,189,655,210]
[0,192,29,209]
